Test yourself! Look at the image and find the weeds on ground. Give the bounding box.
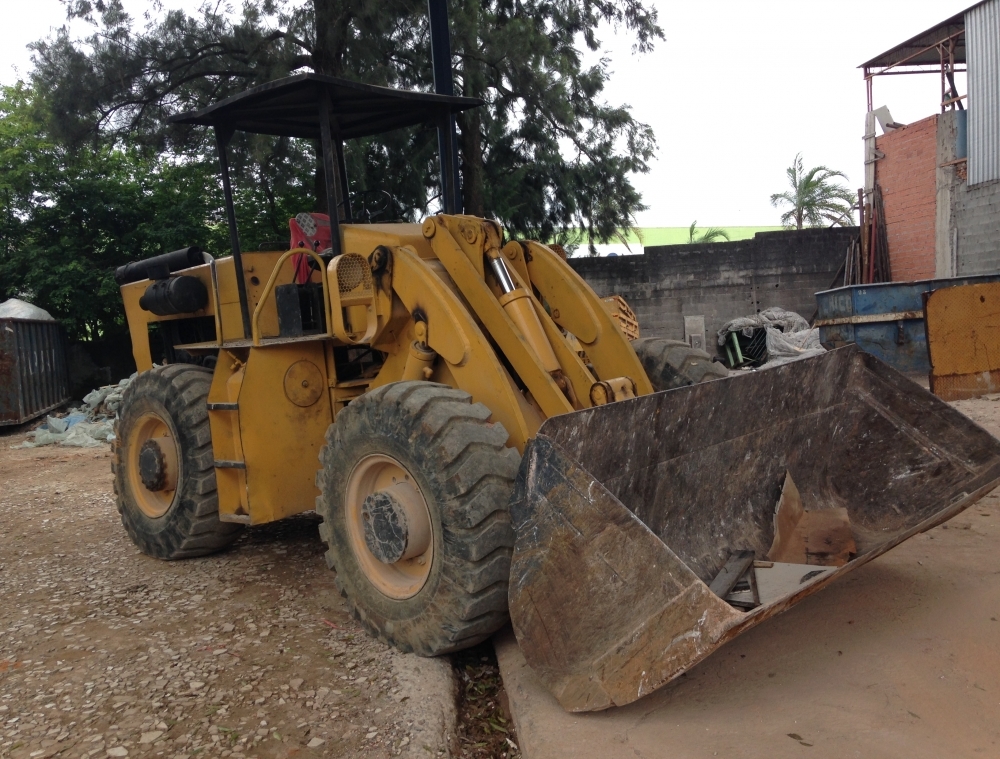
[453,641,521,759]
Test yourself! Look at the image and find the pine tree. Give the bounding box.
[30,0,661,245]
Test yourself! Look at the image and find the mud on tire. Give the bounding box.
[316,382,519,656]
[113,364,241,559]
[632,337,730,391]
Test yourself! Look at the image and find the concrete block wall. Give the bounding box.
[934,110,1000,277]
[568,227,856,344]
[875,114,939,281]
[954,178,1000,274]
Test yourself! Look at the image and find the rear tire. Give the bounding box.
[113,365,241,559]
[632,337,729,391]
[316,382,519,656]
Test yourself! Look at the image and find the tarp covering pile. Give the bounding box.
[16,374,136,448]
[0,298,55,321]
[718,307,825,369]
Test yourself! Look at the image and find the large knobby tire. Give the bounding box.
[113,364,241,559]
[632,337,730,391]
[316,382,519,656]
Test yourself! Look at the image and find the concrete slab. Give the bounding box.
[497,489,1000,759]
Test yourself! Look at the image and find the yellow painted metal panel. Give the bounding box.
[120,264,218,371]
[238,342,334,523]
[425,217,574,419]
[342,222,434,258]
[207,354,250,519]
[926,282,1000,400]
[374,246,535,450]
[523,241,653,395]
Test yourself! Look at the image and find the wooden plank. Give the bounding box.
[708,550,755,598]
[769,471,856,567]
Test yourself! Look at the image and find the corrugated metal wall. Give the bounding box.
[0,319,71,426]
[967,0,1000,185]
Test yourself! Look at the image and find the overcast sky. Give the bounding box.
[0,0,975,227]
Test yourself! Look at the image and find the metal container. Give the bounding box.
[925,281,1000,400]
[815,274,1000,374]
[0,318,71,426]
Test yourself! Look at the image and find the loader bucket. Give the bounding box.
[508,346,1000,712]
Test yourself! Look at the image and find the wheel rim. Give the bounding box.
[127,411,180,519]
[345,454,434,600]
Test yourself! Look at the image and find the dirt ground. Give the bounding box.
[0,426,456,759]
[8,392,997,759]
[499,394,1000,759]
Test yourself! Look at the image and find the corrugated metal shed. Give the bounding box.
[0,319,71,426]
[967,0,1000,184]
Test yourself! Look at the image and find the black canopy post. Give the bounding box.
[428,0,462,214]
[336,140,353,221]
[215,124,252,340]
[318,88,343,256]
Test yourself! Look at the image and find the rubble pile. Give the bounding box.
[17,374,137,448]
[717,307,825,370]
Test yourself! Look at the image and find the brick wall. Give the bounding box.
[568,228,856,344]
[875,115,938,281]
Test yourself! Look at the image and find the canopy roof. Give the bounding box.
[859,5,974,71]
[170,73,482,140]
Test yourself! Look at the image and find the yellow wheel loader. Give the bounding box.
[113,74,1000,712]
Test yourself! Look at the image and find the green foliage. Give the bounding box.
[450,0,660,248]
[30,0,661,244]
[11,0,663,334]
[687,221,731,244]
[0,84,313,339]
[770,153,856,230]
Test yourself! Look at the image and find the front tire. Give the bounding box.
[316,382,519,656]
[113,365,241,559]
[632,337,729,391]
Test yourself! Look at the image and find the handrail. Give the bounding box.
[203,252,223,347]
[251,248,333,346]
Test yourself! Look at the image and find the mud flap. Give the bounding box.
[508,346,1000,712]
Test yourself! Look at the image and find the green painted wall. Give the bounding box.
[561,226,784,251]
[630,226,784,246]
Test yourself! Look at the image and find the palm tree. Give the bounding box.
[688,221,731,244]
[770,154,856,229]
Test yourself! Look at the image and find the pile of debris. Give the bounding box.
[717,307,825,370]
[17,374,136,448]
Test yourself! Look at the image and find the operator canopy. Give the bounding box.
[170,72,482,140]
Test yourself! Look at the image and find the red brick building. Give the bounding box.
[861,1,1000,282]
[873,115,940,281]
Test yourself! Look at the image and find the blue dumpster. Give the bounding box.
[815,275,1000,374]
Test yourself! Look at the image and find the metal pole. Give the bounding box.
[336,140,353,222]
[428,0,462,214]
[215,125,252,340]
[940,43,947,113]
[318,88,343,257]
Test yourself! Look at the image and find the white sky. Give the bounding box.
[0,0,975,227]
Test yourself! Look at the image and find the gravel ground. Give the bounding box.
[19,369,984,759]
[0,428,455,759]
